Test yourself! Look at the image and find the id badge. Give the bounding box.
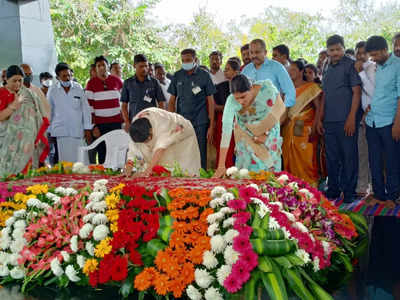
[192,86,201,95]
[143,95,152,103]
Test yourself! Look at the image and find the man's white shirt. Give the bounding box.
[359,60,376,111]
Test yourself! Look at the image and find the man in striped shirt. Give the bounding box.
[86,56,124,164]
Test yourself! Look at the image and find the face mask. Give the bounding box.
[42,79,53,88]
[60,80,72,88]
[24,75,33,85]
[182,62,195,71]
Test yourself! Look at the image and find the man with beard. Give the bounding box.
[241,38,295,108]
[240,43,251,71]
[209,51,227,85]
[393,33,400,58]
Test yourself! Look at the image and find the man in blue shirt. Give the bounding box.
[365,36,400,208]
[316,35,362,203]
[168,48,216,169]
[241,39,295,108]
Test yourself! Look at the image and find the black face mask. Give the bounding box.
[24,75,33,85]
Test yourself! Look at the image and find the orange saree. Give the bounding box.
[282,82,321,187]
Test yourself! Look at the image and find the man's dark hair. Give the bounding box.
[250,39,266,50]
[209,51,222,59]
[345,48,355,56]
[110,62,120,69]
[355,41,366,50]
[226,59,241,72]
[134,54,148,65]
[154,63,164,71]
[129,118,152,143]
[230,74,252,94]
[240,43,249,52]
[181,48,196,58]
[55,63,71,76]
[94,55,109,66]
[229,56,242,66]
[90,64,96,69]
[326,35,345,48]
[366,36,388,52]
[39,72,53,81]
[392,33,400,44]
[6,65,25,79]
[273,44,290,59]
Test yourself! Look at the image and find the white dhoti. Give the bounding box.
[57,137,85,163]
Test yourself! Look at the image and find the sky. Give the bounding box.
[148,0,341,26]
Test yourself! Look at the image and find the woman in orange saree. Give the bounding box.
[282,60,322,187]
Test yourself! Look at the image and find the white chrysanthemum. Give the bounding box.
[293,222,309,233]
[257,206,270,219]
[0,265,9,277]
[27,212,38,219]
[299,188,313,199]
[322,241,330,256]
[186,285,202,300]
[1,227,11,237]
[85,242,95,256]
[221,193,235,203]
[194,268,213,289]
[313,257,320,272]
[295,249,310,265]
[94,179,108,186]
[77,255,86,269]
[50,258,64,277]
[281,227,291,239]
[79,223,94,239]
[211,186,227,198]
[239,168,250,179]
[220,207,235,215]
[207,212,224,224]
[222,217,235,228]
[202,250,218,269]
[0,236,10,250]
[93,225,109,241]
[282,211,296,222]
[224,245,239,265]
[205,287,223,300]
[0,252,9,265]
[268,217,280,230]
[40,202,51,210]
[216,265,232,286]
[13,209,26,218]
[207,223,219,237]
[261,193,270,200]
[65,265,80,282]
[92,201,107,213]
[12,228,25,240]
[92,214,108,225]
[224,229,239,244]
[288,182,299,190]
[210,235,226,254]
[5,217,16,227]
[83,213,96,224]
[277,174,289,183]
[61,251,70,262]
[93,185,107,194]
[52,196,61,204]
[13,220,26,229]
[88,192,105,203]
[269,202,283,210]
[55,187,66,194]
[72,162,90,174]
[209,199,218,209]
[248,183,260,191]
[226,166,239,177]
[10,238,26,254]
[8,254,19,266]
[70,235,78,253]
[9,266,25,279]
[65,188,78,196]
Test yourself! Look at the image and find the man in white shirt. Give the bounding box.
[48,63,92,162]
[209,51,227,85]
[154,63,171,107]
[354,41,376,195]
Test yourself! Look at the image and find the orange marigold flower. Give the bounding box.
[154,273,170,295]
[200,208,214,223]
[154,251,170,271]
[170,231,185,249]
[164,260,181,278]
[181,262,195,285]
[134,268,154,291]
[168,279,186,298]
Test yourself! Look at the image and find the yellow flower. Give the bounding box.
[105,209,119,222]
[105,193,120,209]
[110,183,125,193]
[26,184,48,195]
[83,259,99,275]
[110,222,118,233]
[94,237,112,258]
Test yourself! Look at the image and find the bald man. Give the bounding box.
[20,63,51,118]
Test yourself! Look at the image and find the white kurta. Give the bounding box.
[57,137,85,163]
[127,107,201,176]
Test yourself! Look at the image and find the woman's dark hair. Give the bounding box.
[6,65,25,79]
[304,64,321,84]
[129,118,152,143]
[55,63,71,76]
[230,74,251,93]
[366,35,388,52]
[226,59,240,72]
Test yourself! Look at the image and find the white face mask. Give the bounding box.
[41,79,53,88]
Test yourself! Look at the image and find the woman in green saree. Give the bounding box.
[0,65,49,177]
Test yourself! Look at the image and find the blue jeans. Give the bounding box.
[194,124,208,170]
[366,124,400,201]
[324,121,359,201]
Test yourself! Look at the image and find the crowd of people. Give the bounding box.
[1,33,400,207]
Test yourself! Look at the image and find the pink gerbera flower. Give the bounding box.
[227,199,247,211]
[233,234,251,253]
[224,273,243,293]
[231,260,251,284]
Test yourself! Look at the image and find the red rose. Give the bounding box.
[267,99,273,107]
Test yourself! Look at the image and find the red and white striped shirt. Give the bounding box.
[85,75,123,125]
